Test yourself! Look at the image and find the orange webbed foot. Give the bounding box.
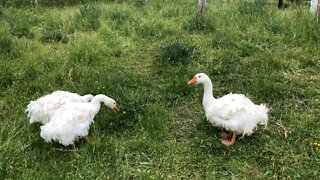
[220,131,236,146]
[221,139,236,146]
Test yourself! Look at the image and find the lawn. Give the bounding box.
[0,0,319,178]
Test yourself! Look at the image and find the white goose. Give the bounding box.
[188,73,269,145]
[26,90,94,125]
[40,94,118,146]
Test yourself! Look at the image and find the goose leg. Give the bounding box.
[219,130,228,139]
[221,131,236,146]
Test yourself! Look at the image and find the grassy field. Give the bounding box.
[0,0,319,178]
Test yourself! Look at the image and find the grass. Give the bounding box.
[0,0,320,178]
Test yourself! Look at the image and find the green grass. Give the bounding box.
[1,0,320,178]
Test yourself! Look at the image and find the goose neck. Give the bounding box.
[202,81,215,108]
[89,95,107,113]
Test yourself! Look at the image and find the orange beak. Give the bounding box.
[188,76,197,85]
[113,104,119,112]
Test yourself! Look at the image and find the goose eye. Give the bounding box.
[198,76,201,78]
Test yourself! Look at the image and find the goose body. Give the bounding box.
[26,90,94,125]
[203,93,268,136]
[40,94,118,146]
[188,73,269,145]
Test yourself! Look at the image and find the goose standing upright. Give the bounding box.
[26,90,94,125]
[40,94,118,146]
[188,73,269,145]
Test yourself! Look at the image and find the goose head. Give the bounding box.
[104,98,119,112]
[188,73,210,85]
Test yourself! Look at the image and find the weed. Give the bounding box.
[2,0,31,7]
[107,0,125,3]
[209,49,241,75]
[40,0,104,6]
[235,40,258,57]
[0,64,14,91]
[135,21,157,37]
[111,93,145,130]
[0,34,13,56]
[212,31,233,49]
[0,28,20,58]
[40,16,68,43]
[67,37,107,65]
[0,7,3,19]
[264,12,284,35]
[6,12,34,38]
[157,41,195,65]
[134,0,147,7]
[282,11,320,44]
[184,13,215,32]
[106,9,139,35]
[98,25,119,45]
[75,4,102,31]
[238,0,266,15]
[142,105,168,139]
[135,20,171,38]
[41,30,68,43]
[109,9,129,24]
